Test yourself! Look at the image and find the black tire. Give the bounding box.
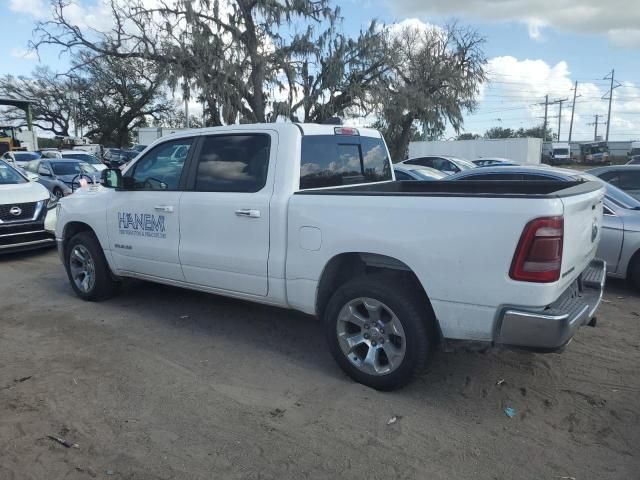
[629,254,640,290]
[53,188,64,199]
[64,231,119,301]
[323,273,435,391]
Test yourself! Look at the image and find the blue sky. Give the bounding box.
[2,0,639,141]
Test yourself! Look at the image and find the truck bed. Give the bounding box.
[295,180,601,198]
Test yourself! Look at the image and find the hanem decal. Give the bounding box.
[118,212,167,239]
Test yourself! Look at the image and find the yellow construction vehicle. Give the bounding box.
[0,125,25,155]
[0,98,36,155]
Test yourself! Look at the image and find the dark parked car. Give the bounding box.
[401,155,477,175]
[24,158,98,198]
[472,158,517,167]
[103,148,139,168]
[587,165,640,201]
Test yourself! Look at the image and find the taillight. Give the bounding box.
[510,216,563,283]
[334,127,359,136]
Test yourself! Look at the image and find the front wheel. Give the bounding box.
[324,274,435,390]
[65,231,119,301]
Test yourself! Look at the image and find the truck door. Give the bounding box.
[179,132,275,296]
[105,137,194,281]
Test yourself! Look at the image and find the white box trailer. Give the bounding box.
[408,138,542,165]
[135,127,190,145]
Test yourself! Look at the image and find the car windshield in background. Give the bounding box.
[554,149,569,155]
[0,160,27,184]
[413,168,446,180]
[605,184,640,210]
[50,161,97,176]
[631,148,640,156]
[455,158,477,170]
[63,153,101,164]
[14,152,41,162]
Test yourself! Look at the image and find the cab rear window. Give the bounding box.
[300,135,392,190]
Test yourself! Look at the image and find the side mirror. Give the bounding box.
[101,168,122,189]
[38,167,52,177]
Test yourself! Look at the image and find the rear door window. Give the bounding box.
[193,134,271,193]
[300,134,391,189]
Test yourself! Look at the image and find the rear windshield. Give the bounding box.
[63,153,100,164]
[300,134,392,189]
[51,161,97,175]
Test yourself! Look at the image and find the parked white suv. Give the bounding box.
[55,123,606,389]
[0,160,57,253]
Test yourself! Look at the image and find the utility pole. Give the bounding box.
[542,95,548,140]
[588,115,602,141]
[568,81,579,142]
[539,96,567,140]
[557,99,567,141]
[603,69,621,142]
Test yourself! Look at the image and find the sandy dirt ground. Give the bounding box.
[1,248,638,479]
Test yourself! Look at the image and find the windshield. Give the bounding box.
[453,158,477,170]
[50,161,97,176]
[554,148,569,155]
[0,160,27,184]
[605,183,640,209]
[631,148,640,156]
[63,153,100,165]
[413,168,446,180]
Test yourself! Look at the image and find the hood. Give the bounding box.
[0,180,49,204]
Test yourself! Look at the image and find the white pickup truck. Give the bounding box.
[55,123,606,390]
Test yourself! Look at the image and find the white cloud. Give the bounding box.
[10,48,38,61]
[479,56,640,140]
[9,0,47,19]
[387,0,640,47]
[526,19,546,41]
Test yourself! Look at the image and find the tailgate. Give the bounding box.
[560,183,605,288]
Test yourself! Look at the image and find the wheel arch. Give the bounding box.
[61,221,98,254]
[315,252,440,339]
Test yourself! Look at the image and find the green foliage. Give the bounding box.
[372,24,487,162]
[0,67,76,136]
[456,133,481,140]
[73,53,175,147]
[484,124,555,141]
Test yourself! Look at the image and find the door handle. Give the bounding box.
[235,209,261,218]
[154,205,174,213]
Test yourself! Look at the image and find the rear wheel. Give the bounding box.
[65,231,119,301]
[324,274,435,390]
[630,254,640,290]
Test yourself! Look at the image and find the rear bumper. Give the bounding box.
[496,259,606,351]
